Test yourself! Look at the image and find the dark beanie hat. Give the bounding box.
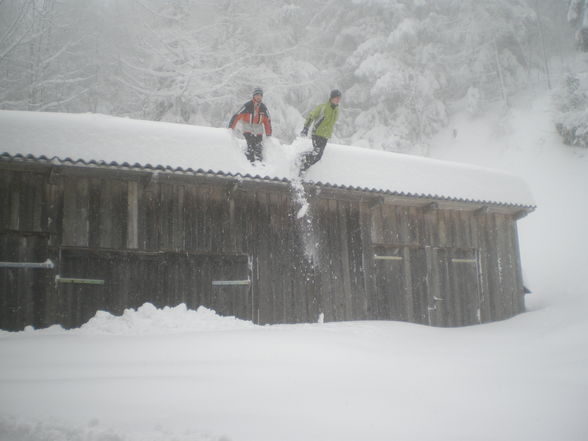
[330,89,342,99]
[253,88,264,96]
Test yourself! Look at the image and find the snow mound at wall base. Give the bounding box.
[2,303,256,336]
[79,303,256,335]
[0,415,227,441]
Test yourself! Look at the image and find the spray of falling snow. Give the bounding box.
[283,138,321,267]
[290,175,319,265]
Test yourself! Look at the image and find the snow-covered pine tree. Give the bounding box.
[554,72,588,147]
[0,0,87,112]
[568,0,588,50]
[335,0,543,152]
[0,0,577,151]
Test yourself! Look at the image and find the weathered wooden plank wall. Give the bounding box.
[0,169,50,329]
[0,164,528,330]
[0,232,48,329]
[367,203,525,326]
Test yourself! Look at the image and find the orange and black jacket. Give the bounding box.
[228,100,272,136]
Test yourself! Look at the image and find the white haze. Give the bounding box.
[0,77,587,441]
[0,0,575,151]
[1,1,588,440]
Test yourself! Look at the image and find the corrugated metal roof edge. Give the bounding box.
[0,152,536,210]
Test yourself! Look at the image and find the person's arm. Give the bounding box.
[263,107,272,136]
[301,103,322,135]
[228,104,247,129]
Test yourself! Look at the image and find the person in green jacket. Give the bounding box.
[299,89,341,172]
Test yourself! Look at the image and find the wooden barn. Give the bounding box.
[0,111,535,331]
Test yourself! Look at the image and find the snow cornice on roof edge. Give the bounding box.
[0,110,536,211]
[0,152,537,212]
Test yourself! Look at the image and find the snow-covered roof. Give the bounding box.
[0,110,535,208]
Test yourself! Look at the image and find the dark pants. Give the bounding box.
[300,135,328,172]
[244,133,263,163]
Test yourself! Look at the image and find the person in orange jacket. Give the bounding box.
[228,88,272,163]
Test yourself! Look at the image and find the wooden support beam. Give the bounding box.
[513,209,530,220]
[374,255,403,261]
[0,259,54,269]
[212,279,251,286]
[48,167,61,185]
[451,258,478,264]
[226,180,241,199]
[474,205,489,216]
[141,172,159,189]
[424,202,438,212]
[368,196,384,209]
[55,276,105,285]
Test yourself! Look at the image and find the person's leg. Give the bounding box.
[243,133,256,163]
[300,136,328,172]
[253,135,264,162]
[311,135,328,162]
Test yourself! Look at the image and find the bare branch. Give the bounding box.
[133,0,183,22]
[36,87,90,112]
[0,0,34,63]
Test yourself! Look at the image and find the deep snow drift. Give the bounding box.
[1,298,587,441]
[1,89,588,441]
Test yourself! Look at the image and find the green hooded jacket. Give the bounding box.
[303,101,339,139]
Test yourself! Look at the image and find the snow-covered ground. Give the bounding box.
[1,299,587,441]
[1,89,588,441]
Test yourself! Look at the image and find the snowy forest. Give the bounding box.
[1,0,587,151]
